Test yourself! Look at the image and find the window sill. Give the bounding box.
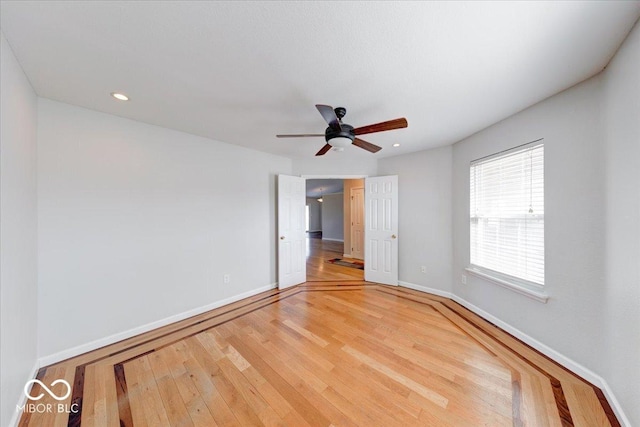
[464,267,549,303]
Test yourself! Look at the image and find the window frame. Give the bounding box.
[467,140,548,303]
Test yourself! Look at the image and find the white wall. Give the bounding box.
[306,197,322,231]
[321,193,344,241]
[378,146,453,292]
[37,99,292,358]
[602,20,640,427]
[451,20,639,426]
[0,33,39,427]
[293,155,377,176]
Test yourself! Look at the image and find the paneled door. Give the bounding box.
[277,175,306,289]
[350,187,365,260]
[364,175,398,285]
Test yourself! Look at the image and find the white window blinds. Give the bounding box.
[470,142,544,286]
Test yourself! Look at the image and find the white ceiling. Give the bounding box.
[306,179,344,199]
[2,1,639,160]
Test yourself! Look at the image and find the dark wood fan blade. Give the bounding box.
[315,143,332,156]
[353,118,407,135]
[276,134,324,138]
[316,104,342,131]
[352,137,382,153]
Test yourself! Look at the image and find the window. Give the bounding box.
[470,141,544,288]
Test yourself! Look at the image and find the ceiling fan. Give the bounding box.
[277,105,408,156]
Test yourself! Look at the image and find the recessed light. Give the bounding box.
[393,143,400,147]
[111,92,129,101]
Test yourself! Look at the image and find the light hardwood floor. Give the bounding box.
[17,241,619,426]
[306,234,364,282]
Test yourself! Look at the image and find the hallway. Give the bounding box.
[306,233,364,282]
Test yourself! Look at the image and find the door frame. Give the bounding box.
[300,175,367,281]
[301,175,368,180]
[350,186,365,260]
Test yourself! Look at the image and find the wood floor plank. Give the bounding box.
[88,362,120,427]
[227,335,333,427]
[566,382,612,427]
[123,359,150,427]
[281,319,330,348]
[163,362,219,427]
[342,344,449,408]
[114,363,133,427]
[82,364,99,427]
[182,338,253,427]
[148,351,194,427]
[136,356,173,426]
[320,356,424,426]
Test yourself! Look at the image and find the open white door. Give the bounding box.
[278,175,306,289]
[365,175,399,286]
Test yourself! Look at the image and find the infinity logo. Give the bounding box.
[24,379,72,401]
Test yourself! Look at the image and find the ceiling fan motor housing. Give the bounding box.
[325,123,354,143]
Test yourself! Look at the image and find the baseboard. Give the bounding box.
[9,359,40,427]
[322,238,344,242]
[450,295,603,383]
[38,283,278,367]
[399,281,630,426]
[399,281,453,299]
[599,380,632,427]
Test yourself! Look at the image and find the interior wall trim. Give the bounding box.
[398,281,453,299]
[37,283,278,367]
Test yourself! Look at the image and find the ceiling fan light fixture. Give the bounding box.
[327,136,352,148]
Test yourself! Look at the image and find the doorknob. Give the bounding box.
[391,234,397,239]
[280,236,285,240]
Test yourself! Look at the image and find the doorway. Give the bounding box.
[305,178,365,281]
[278,174,399,288]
